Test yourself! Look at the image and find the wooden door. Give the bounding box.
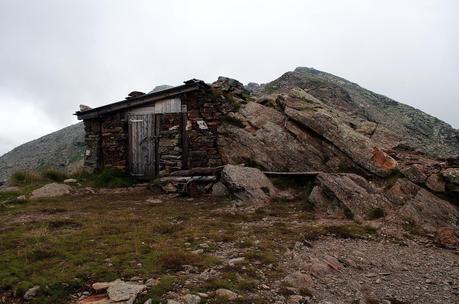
[128,114,159,177]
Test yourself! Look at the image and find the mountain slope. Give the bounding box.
[1,67,458,182]
[0,122,85,182]
[260,67,459,157]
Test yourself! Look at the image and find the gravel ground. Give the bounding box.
[281,237,459,304]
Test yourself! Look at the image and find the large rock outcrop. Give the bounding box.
[221,164,276,202]
[309,173,392,221]
[308,173,459,234]
[218,88,398,177]
[384,178,459,234]
[259,67,459,158]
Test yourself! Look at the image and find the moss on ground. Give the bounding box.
[0,189,378,303]
[0,192,308,303]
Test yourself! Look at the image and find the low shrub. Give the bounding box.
[136,276,176,303]
[83,168,134,188]
[222,114,245,128]
[40,168,68,182]
[303,224,377,240]
[159,250,200,271]
[325,224,376,239]
[368,207,385,219]
[9,168,68,186]
[47,219,82,230]
[0,191,21,202]
[9,170,41,186]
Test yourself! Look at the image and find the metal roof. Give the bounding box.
[75,79,206,120]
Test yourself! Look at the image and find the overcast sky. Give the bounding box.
[0,0,458,156]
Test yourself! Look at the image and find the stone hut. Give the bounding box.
[76,79,225,178]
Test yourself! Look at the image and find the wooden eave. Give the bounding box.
[75,80,206,120]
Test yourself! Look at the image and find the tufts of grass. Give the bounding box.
[325,224,376,239]
[368,207,385,219]
[244,159,267,171]
[158,250,201,271]
[303,224,376,241]
[402,217,425,236]
[152,222,183,235]
[81,168,134,188]
[343,207,354,220]
[26,281,83,304]
[0,191,21,202]
[201,272,258,292]
[245,250,277,265]
[227,95,242,111]
[9,168,69,187]
[9,171,42,186]
[135,275,177,304]
[47,220,82,231]
[40,168,68,182]
[222,114,245,128]
[387,168,406,187]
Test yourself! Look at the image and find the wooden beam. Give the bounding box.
[263,171,320,177]
[160,176,217,183]
[75,84,202,120]
[169,167,223,177]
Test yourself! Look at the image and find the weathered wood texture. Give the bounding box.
[263,171,320,176]
[128,114,158,177]
[169,167,223,177]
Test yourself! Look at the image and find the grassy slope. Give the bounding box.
[0,186,375,304]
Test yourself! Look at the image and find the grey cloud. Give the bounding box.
[0,0,458,155]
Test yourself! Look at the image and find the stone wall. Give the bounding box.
[83,119,101,171]
[100,112,128,170]
[82,86,225,176]
[158,113,183,175]
[83,112,128,172]
[185,89,224,169]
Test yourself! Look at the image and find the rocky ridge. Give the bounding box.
[257,67,459,158]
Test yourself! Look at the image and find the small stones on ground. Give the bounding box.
[146,197,163,204]
[30,183,72,199]
[196,292,208,298]
[92,282,111,291]
[64,178,78,184]
[167,300,181,304]
[283,271,313,289]
[23,285,40,300]
[260,284,270,290]
[287,295,304,304]
[215,288,238,300]
[191,249,204,254]
[162,183,177,193]
[77,294,109,304]
[129,276,143,283]
[211,181,229,197]
[181,294,201,304]
[228,257,245,266]
[145,278,160,287]
[87,279,146,304]
[144,299,152,304]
